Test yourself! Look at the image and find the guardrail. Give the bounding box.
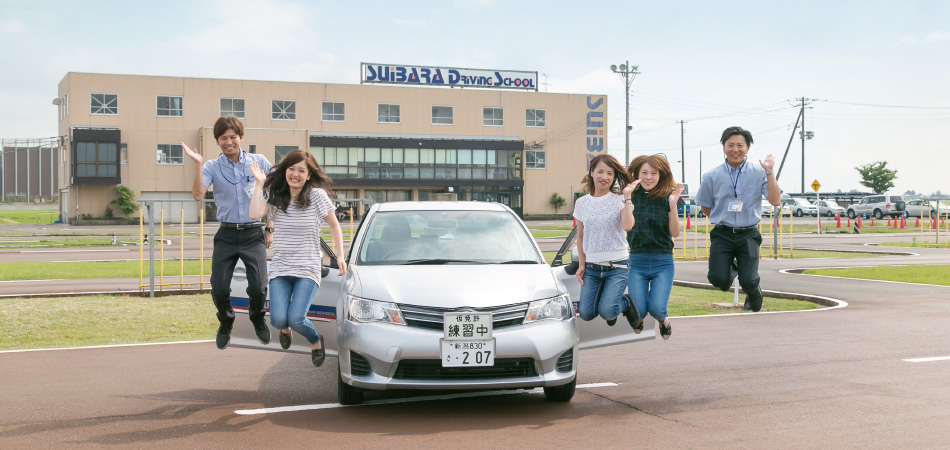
[138,199,210,298]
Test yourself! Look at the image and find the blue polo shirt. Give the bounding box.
[201,150,273,223]
[695,159,770,227]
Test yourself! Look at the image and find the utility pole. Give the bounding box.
[677,120,687,183]
[796,97,814,193]
[610,61,641,164]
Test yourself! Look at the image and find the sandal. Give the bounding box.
[659,319,672,340]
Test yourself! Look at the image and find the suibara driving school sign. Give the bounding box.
[361,63,538,91]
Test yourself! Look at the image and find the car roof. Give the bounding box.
[375,201,510,212]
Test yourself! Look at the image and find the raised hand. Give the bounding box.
[181,142,202,165]
[669,184,685,209]
[249,162,267,184]
[759,154,776,173]
[623,179,641,198]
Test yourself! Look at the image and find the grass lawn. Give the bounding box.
[801,264,950,286]
[0,209,58,225]
[667,285,817,316]
[541,249,883,264]
[0,294,217,351]
[0,260,214,281]
[876,241,950,249]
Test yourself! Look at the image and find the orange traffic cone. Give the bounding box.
[836,214,841,228]
[933,217,938,229]
[915,217,920,227]
[870,218,875,226]
[857,216,863,228]
[847,217,851,227]
[686,215,692,230]
[886,217,891,226]
[901,216,907,229]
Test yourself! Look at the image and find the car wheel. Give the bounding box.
[794,209,803,217]
[848,210,856,219]
[873,209,884,220]
[931,211,937,219]
[543,377,576,402]
[338,367,364,405]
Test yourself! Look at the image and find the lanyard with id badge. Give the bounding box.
[218,152,255,197]
[727,159,747,213]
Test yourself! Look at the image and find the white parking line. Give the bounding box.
[903,356,950,363]
[20,249,130,253]
[0,340,213,354]
[234,382,620,415]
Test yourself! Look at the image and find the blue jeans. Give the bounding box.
[627,253,675,322]
[268,276,321,345]
[579,263,629,321]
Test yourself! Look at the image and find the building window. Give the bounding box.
[220,98,245,118]
[120,143,128,164]
[157,144,184,165]
[90,93,117,115]
[248,144,257,154]
[272,100,296,120]
[483,107,503,126]
[378,104,401,123]
[275,145,299,163]
[525,150,546,169]
[432,106,453,125]
[526,109,545,127]
[322,102,345,121]
[72,136,120,184]
[364,189,411,204]
[157,96,183,117]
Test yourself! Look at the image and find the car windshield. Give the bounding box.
[793,198,813,206]
[357,210,542,265]
[824,200,841,208]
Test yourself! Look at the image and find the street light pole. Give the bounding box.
[610,61,640,164]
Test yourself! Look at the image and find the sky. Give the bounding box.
[1,0,948,196]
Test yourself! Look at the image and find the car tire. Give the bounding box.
[543,376,576,402]
[931,211,937,219]
[338,368,364,405]
[848,210,856,219]
[794,209,803,217]
[873,209,884,220]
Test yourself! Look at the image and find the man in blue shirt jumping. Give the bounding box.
[695,126,781,312]
[183,115,274,349]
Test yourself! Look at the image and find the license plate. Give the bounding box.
[441,339,495,367]
[443,312,492,340]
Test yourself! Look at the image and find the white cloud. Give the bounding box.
[393,18,426,27]
[891,36,917,47]
[922,31,950,42]
[454,0,497,9]
[0,18,27,33]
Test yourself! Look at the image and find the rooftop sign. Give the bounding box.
[361,63,538,91]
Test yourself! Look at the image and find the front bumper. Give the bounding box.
[339,318,578,391]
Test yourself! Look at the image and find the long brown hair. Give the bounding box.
[264,150,334,212]
[627,154,676,200]
[581,154,631,194]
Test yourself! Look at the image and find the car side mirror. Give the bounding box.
[321,266,330,278]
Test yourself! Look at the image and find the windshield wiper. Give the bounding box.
[404,258,484,265]
[499,260,539,264]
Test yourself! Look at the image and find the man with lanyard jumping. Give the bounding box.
[695,126,781,312]
[183,115,274,349]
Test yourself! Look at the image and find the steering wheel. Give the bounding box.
[383,249,415,260]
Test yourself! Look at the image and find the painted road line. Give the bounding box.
[903,356,950,363]
[0,279,67,283]
[783,268,950,289]
[0,340,214,354]
[21,249,131,253]
[235,382,620,415]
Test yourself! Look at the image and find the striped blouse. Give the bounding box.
[266,189,335,285]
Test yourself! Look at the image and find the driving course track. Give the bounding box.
[1,230,949,448]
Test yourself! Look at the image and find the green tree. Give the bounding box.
[111,185,138,217]
[549,192,567,216]
[855,161,897,194]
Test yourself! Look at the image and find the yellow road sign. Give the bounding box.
[811,180,821,192]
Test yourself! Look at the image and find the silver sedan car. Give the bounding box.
[228,201,649,405]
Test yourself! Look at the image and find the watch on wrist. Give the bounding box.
[264,226,274,233]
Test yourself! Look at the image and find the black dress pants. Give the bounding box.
[210,227,268,327]
[707,226,762,294]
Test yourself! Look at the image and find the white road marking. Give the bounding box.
[782,268,950,289]
[0,340,213,354]
[0,279,67,283]
[21,249,130,253]
[234,382,620,415]
[903,356,950,363]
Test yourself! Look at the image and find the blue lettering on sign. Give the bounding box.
[449,70,461,84]
[586,96,606,169]
[365,65,535,89]
[432,69,445,84]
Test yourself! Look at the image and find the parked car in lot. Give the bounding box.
[815,200,846,217]
[846,194,906,219]
[783,198,819,217]
[761,198,790,217]
[228,201,649,405]
[904,200,950,219]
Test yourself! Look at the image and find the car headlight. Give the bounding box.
[347,296,407,325]
[524,294,573,324]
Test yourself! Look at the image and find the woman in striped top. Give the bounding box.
[249,150,346,367]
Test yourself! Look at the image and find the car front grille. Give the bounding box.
[399,303,528,331]
[393,358,538,380]
[350,351,372,376]
[555,350,573,372]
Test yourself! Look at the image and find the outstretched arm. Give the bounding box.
[668,184,685,238]
[183,142,207,201]
[248,162,268,220]
[620,180,640,232]
[760,154,780,206]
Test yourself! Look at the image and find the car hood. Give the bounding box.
[349,264,561,308]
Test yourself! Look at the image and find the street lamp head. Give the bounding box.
[619,64,627,71]
[610,64,617,72]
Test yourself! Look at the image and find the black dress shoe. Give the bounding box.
[747,286,764,312]
[253,321,271,345]
[743,295,752,311]
[621,294,642,331]
[216,324,232,350]
[279,331,292,349]
[606,317,617,326]
[311,337,325,367]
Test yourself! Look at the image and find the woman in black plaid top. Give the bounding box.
[625,155,684,339]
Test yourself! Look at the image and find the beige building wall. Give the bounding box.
[56,72,606,221]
